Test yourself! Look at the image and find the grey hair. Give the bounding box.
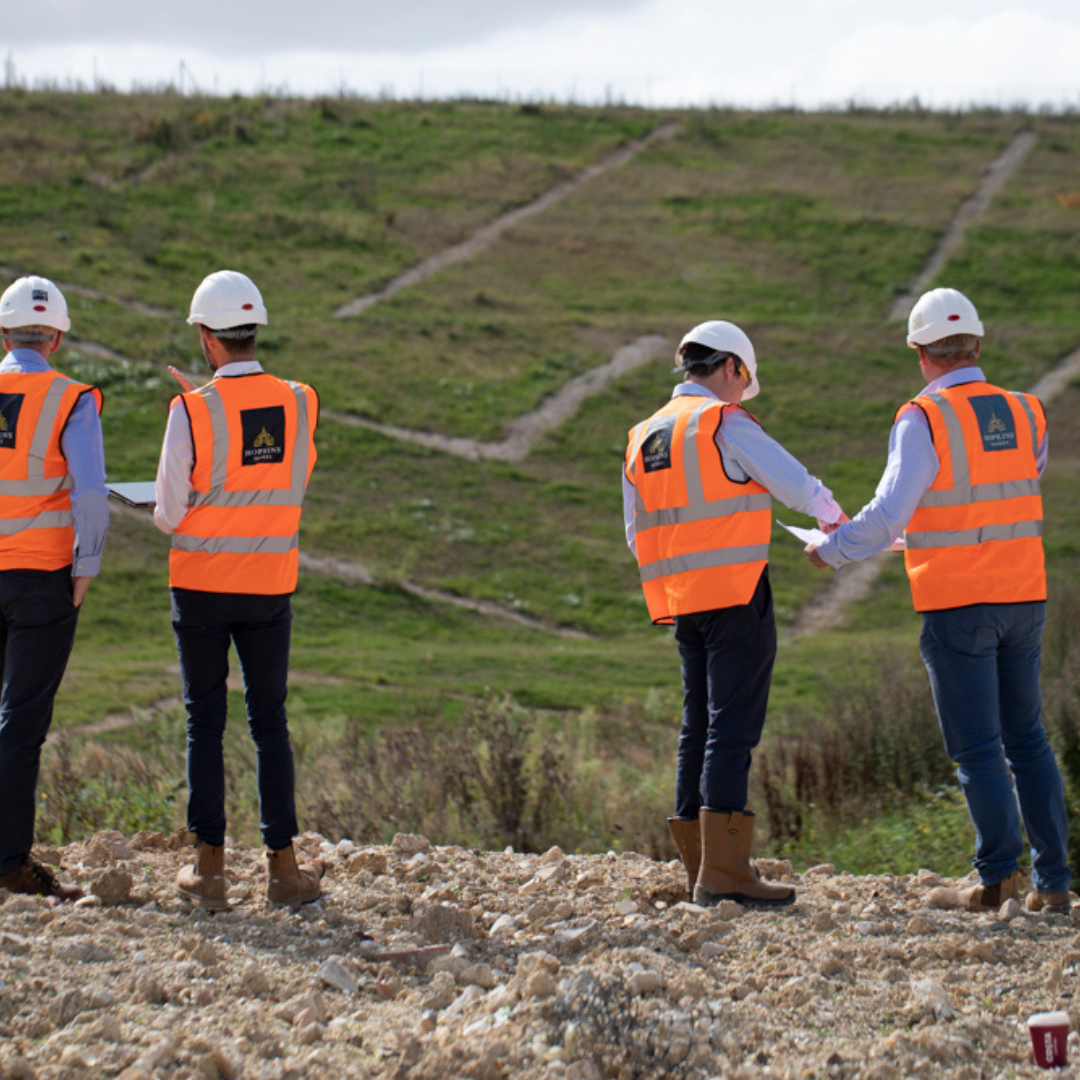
[921,333,980,363]
[1,325,59,347]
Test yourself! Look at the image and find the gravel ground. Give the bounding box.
[1,828,1078,1079]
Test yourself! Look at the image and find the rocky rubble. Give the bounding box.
[1,830,1079,1078]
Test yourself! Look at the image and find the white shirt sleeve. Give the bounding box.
[718,411,843,523]
[814,407,939,567]
[622,472,637,556]
[153,399,194,534]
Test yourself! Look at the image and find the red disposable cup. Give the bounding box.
[1029,1011,1070,1069]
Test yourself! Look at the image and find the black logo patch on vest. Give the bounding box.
[968,394,1017,452]
[0,393,25,449]
[241,405,286,466]
[641,416,676,473]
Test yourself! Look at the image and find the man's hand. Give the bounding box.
[817,511,850,535]
[805,544,831,570]
[72,576,92,607]
[168,366,198,393]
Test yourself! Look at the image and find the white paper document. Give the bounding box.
[778,521,826,546]
[778,520,906,552]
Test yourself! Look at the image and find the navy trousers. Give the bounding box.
[171,588,297,851]
[0,567,80,874]
[673,567,777,818]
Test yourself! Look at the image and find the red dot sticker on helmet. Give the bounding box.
[947,314,960,321]
[34,305,46,312]
[242,303,253,310]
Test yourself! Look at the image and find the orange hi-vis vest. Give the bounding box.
[902,380,1046,612]
[170,372,318,595]
[0,369,102,572]
[626,395,772,625]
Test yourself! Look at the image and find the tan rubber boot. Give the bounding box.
[266,844,324,908]
[176,842,228,911]
[694,808,795,908]
[1025,889,1072,915]
[667,816,701,900]
[928,868,1024,912]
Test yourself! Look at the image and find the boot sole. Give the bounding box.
[695,886,795,909]
[266,889,321,909]
[177,887,229,912]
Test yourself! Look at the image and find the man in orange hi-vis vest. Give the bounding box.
[0,275,108,902]
[154,270,323,911]
[625,320,846,908]
[807,288,1070,915]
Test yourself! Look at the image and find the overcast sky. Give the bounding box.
[4,1,1079,110]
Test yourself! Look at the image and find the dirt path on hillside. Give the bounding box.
[791,128,1046,639]
[108,503,590,642]
[325,334,667,462]
[332,122,682,319]
[0,263,174,320]
[887,129,1037,323]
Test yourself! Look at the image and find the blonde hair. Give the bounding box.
[922,333,980,364]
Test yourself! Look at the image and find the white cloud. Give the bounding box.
[5,2,1080,109]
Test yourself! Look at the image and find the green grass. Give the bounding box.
[4,91,1079,866]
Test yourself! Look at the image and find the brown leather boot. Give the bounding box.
[176,842,228,911]
[667,816,701,900]
[928,868,1023,912]
[694,808,795,908]
[0,858,82,903]
[266,844,324,908]
[1025,889,1072,915]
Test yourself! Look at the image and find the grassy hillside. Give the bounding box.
[3,90,1079,863]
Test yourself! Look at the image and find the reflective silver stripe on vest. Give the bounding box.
[1014,393,1040,459]
[189,381,311,510]
[172,532,300,555]
[918,477,1041,508]
[918,391,1041,510]
[2,376,79,499]
[905,519,1042,550]
[0,509,74,535]
[636,492,772,530]
[682,401,713,505]
[0,476,72,497]
[638,543,770,583]
[27,378,76,480]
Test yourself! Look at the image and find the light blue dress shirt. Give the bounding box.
[0,350,109,576]
[624,383,842,555]
[815,366,1048,568]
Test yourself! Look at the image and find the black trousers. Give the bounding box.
[171,588,297,851]
[673,567,777,818]
[0,567,80,873]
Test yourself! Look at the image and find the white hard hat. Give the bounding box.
[0,275,71,332]
[187,270,268,330]
[678,320,759,400]
[906,288,984,347]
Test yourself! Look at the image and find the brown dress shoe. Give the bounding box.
[0,858,83,902]
[266,844,324,909]
[928,868,1023,912]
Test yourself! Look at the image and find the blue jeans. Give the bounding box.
[172,588,298,851]
[0,567,81,874]
[673,568,776,818]
[920,600,1070,893]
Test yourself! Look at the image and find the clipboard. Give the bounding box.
[107,482,157,508]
